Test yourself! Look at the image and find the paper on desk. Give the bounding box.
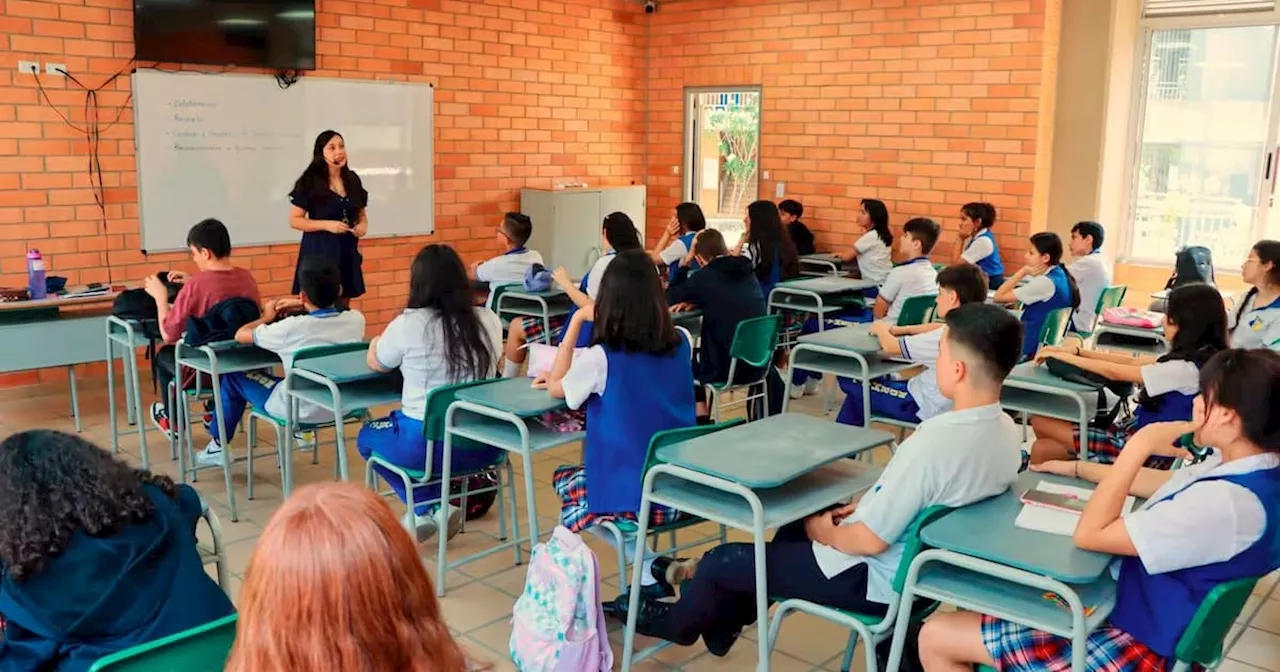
[1014,482,1135,536]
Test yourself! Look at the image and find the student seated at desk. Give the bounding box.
[197,257,366,467]
[1231,240,1280,350]
[147,218,262,439]
[534,251,696,600]
[920,348,1280,672]
[733,200,801,300]
[619,303,1024,657]
[992,232,1080,360]
[836,264,989,426]
[502,212,643,376]
[955,202,1005,289]
[360,244,504,542]
[666,228,766,422]
[1066,221,1113,335]
[648,202,708,282]
[0,431,233,670]
[779,199,815,256]
[875,217,941,324]
[469,212,542,298]
[1028,283,1229,469]
[841,198,894,285]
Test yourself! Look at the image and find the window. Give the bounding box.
[684,88,761,248]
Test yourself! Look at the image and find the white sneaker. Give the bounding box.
[196,440,227,467]
[413,504,464,543]
[788,384,806,400]
[802,377,821,396]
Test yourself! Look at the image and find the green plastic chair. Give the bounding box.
[598,419,745,586]
[767,506,952,672]
[1037,306,1074,349]
[1077,285,1128,338]
[1171,577,1259,671]
[89,614,238,672]
[705,314,781,422]
[897,294,938,327]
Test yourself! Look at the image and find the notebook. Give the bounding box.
[1014,481,1135,536]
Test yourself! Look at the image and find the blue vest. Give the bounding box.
[582,338,696,514]
[966,229,1004,279]
[758,251,783,300]
[1019,265,1074,358]
[667,232,701,283]
[1110,467,1280,657]
[1134,380,1198,430]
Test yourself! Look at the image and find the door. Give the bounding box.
[684,88,761,249]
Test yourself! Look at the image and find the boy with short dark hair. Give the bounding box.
[874,217,941,323]
[147,218,261,437]
[779,199,815,256]
[470,212,542,288]
[1066,220,1113,334]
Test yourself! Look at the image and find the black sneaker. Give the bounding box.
[703,620,741,657]
[150,402,172,440]
[605,593,698,646]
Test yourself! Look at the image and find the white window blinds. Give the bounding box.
[1144,0,1276,17]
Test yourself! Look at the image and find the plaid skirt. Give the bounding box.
[1071,417,1176,470]
[552,465,685,533]
[982,616,1175,672]
[521,315,568,345]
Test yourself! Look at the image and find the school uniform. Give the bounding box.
[852,230,893,285]
[1014,266,1074,359]
[1072,358,1202,469]
[521,251,614,345]
[1230,290,1280,350]
[1067,251,1114,334]
[659,232,702,283]
[357,307,505,514]
[551,333,696,533]
[658,403,1021,643]
[880,257,938,325]
[666,255,766,387]
[476,247,544,289]
[789,220,816,256]
[835,327,950,426]
[206,308,366,446]
[961,228,1005,288]
[983,451,1280,672]
[290,182,368,299]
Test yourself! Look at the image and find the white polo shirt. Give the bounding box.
[960,235,995,266]
[658,238,691,266]
[898,327,949,420]
[252,309,367,424]
[1067,252,1113,333]
[854,230,893,284]
[811,403,1021,604]
[1140,360,1200,397]
[374,307,503,420]
[584,252,615,300]
[880,258,938,324]
[475,247,544,285]
[1230,291,1280,351]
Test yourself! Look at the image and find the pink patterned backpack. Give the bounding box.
[509,526,613,671]
[1101,307,1165,329]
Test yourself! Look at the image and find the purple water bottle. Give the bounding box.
[27,249,46,300]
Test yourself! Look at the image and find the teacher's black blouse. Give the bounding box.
[289,176,368,299]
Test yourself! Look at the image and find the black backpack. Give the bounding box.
[1045,357,1134,429]
[112,272,183,340]
[1166,246,1215,289]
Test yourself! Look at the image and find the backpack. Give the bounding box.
[1166,246,1215,289]
[524,264,553,292]
[510,526,613,672]
[447,471,499,522]
[1045,357,1133,429]
[1100,307,1164,329]
[111,271,183,340]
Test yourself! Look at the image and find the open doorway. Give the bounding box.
[684,88,761,248]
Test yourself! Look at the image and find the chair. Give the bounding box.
[1172,577,1259,672]
[597,420,742,586]
[1038,307,1074,349]
[705,314,781,422]
[766,506,951,672]
[1078,285,1127,338]
[197,499,230,596]
[88,614,238,672]
[896,294,937,327]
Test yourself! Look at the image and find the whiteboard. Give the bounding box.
[132,69,434,252]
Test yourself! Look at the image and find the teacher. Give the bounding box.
[288,130,368,307]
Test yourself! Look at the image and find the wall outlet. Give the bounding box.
[17,61,39,75]
[45,63,66,76]
[671,165,679,175]
[763,171,771,180]
[775,182,785,198]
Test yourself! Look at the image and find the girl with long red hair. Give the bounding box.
[226,483,485,672]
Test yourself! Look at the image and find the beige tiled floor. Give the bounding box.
[3,376,1278,672]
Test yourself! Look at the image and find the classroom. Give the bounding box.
[1,0,1280,671]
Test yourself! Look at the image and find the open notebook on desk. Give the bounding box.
[1014,481,1136,536]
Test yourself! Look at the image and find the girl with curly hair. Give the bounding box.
[0,430,233,671]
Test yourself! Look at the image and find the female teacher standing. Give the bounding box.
[289,130,368,306]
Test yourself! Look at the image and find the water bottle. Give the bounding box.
[27,249,46,300]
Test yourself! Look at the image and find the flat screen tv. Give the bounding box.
[134,0,316,70]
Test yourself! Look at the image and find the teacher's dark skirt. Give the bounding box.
[292,232,366,299]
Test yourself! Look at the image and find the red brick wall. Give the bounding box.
[643,0,1060,260]
[0,0,645,385]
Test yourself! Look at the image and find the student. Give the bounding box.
[535,251,696,600]
[147,218,262,438]
[733,200,801,299]
[842,198,894,285]
[1065,221,1113,334]
[359,244,504,542]
[875,217,941,324]
[1231,240,1280,350]
[1028,283,1229,468]
[617,303,1024,655]
[502,212,644,376]
[469,212,542,290]
[0,431,234,670]
[779,199,815,256]
[648,202,708,281]
[955,202,1005,288]
[667,228,767,422]
[993,232,1081,360]
[920,348,1280,672]
[836,264,989,426]
[195,256,366,466]
[226,483,485,672]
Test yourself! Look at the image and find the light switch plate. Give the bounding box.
[775,182,785,198]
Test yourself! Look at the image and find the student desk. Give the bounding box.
[884,472,1124,672]
[799,252,843,276]
[670,307,703,332]
[619,413,894,672]
[783,324,917,423]
[769,276,878,323]
[436,377,585,595]
[494,286,574,344]
[1092,322,1167,357]
[1000,362,1098,460]
[106,316,158,467]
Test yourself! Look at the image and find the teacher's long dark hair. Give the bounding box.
[407,245,495,382]
[292,130,367,211]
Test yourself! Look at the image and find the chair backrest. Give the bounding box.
[1037,307,1074,347]
[1096,285,1128,314]
[729,315,781,369]
[897,294,938,327]
[1174,576,1259,667]
[889,505,953,595]
[642,419,745,477]
[290,340,371,365]
[89,614,238,672]
[487,282,514,313]
[423,378,500,446]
